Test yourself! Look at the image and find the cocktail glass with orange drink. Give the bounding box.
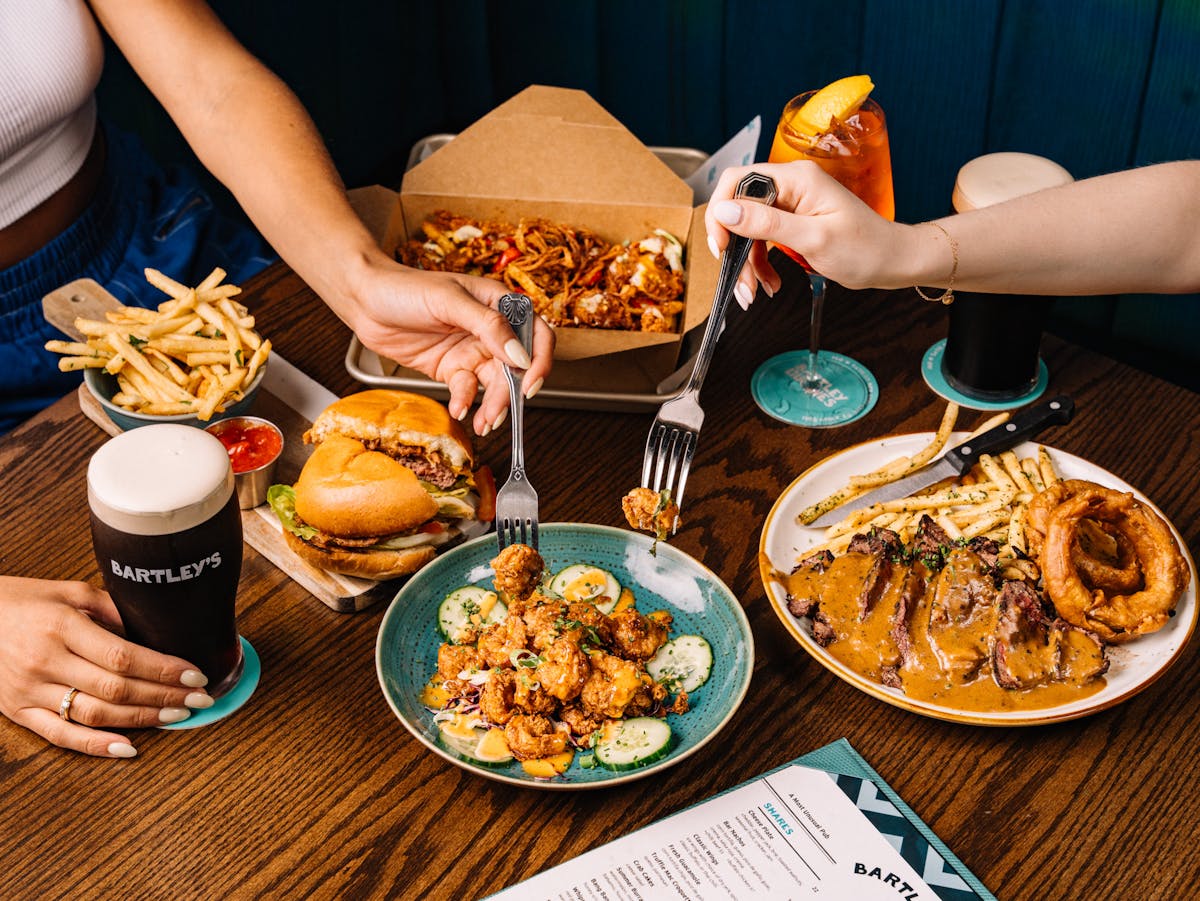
[750,75,895,427]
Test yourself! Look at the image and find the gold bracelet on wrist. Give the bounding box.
[914,221,958,305]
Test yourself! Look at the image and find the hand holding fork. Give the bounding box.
[640,172,778,530]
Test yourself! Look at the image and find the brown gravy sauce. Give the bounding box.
[775,552,1105,712]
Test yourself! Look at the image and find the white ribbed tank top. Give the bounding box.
[0,1,104,229]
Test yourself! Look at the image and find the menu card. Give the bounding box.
[487,739,994,901]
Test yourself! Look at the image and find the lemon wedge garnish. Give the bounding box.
[793,75,874,136]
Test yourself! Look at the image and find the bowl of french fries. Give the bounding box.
[47,268,271,431]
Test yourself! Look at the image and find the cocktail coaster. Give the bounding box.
[751,349,879,427]
[922,339,1047,411]
[160,637,260,730]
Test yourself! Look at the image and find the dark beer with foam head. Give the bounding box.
[88,424,245,698]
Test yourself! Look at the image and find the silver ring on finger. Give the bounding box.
[58,687,80,722]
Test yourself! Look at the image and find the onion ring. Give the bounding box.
[1027,480,1145,593]
[1073,518,1142,594]
[1042,484,1189,643]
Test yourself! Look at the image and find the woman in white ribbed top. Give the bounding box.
[0,1,554,758]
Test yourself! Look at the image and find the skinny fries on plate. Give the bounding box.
[44,268,270,421]
[799,403,1058,579]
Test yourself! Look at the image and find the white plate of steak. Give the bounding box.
[758,434,1197,726]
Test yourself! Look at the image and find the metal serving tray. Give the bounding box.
[344,136,709,413]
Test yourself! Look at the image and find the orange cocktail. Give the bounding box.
[768,92,895,268]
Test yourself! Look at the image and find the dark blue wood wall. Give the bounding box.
[97,0,1200,389]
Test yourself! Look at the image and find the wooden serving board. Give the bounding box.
[54,278,397,613]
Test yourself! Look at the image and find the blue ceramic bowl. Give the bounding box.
[83,362,266,431]
[376,523,754,789]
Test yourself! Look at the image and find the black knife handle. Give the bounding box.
[944,395,1075,473]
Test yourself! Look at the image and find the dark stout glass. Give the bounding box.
[941,153,1073,401]
[943,293,1050,400]
[88,425,245,698]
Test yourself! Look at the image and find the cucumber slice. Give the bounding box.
[437,713,484,757]
[437,586,507,642]
[594,717,672,771]
[647,635,713,693]
[548,564,621,613]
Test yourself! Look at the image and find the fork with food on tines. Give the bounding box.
[640,171,777,530]
[494,293,539,551]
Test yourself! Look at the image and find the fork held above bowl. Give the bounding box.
[641,172,778,522]
[495,293,539,551]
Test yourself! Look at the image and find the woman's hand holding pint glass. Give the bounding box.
[0,423,248,757]
[89,424,247,699]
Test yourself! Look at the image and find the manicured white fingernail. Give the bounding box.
[180,670,207,688]
[707,234,721,260]
[479,423,492,438]
[453,405,468,421]
[763,282,775,298]
[108,742,137,758]
[503,339,532,369]
[712,200,743,226]
[492,408,508,430]
[185,692,214,709]
[159,707,191,724]
[524,376,543,399]
[734,283,754,310]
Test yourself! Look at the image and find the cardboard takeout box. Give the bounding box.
[364,85,720,395]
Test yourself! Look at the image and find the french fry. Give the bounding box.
[144,267,189,299]
[45,340,103,357]
[57,356,110,371]
[44,268,268,420]
[1020,457,1046,493]
[977,454,1014,492]
[999,451,1036,494]
[1038,446,1059,487]
[196,267,227,292]
[803,402,960,519]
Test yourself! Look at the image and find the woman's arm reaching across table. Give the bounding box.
[704,159,1200,305]
[88,0,554,436]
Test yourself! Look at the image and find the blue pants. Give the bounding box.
[0,124,275,433]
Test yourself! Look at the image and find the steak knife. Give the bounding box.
[806,395,1075,528]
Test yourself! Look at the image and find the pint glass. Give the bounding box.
[941,152,1074,401]
[88,424,245,698]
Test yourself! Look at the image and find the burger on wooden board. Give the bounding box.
[268,390,495,579]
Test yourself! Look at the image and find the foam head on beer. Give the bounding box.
[88,424,234,533]
[88,424,245,697]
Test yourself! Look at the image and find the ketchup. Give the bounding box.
[213,421,282,473]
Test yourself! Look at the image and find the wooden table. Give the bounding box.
[3,262,1198,900]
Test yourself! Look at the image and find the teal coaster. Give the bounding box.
[160,636,260,730]
[751,350,878,427]
[921,339,1048,411]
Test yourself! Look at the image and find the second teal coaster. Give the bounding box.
[160,636,260,730]
[921,339,1048,411]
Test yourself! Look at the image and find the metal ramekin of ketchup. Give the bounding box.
[204,416,284,508]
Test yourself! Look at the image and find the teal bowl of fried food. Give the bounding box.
[375,523,754,789]
[83,362,266,431]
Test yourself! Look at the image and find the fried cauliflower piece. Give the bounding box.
[491,543,545,602]
[479,669,518,725]
[609,608,671,662]
[504,714,569,761]
[580,651,647,719]
[477,615,530,669]
[437,643,482,681]
[622,487,679,540]
[535,637,591,702]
